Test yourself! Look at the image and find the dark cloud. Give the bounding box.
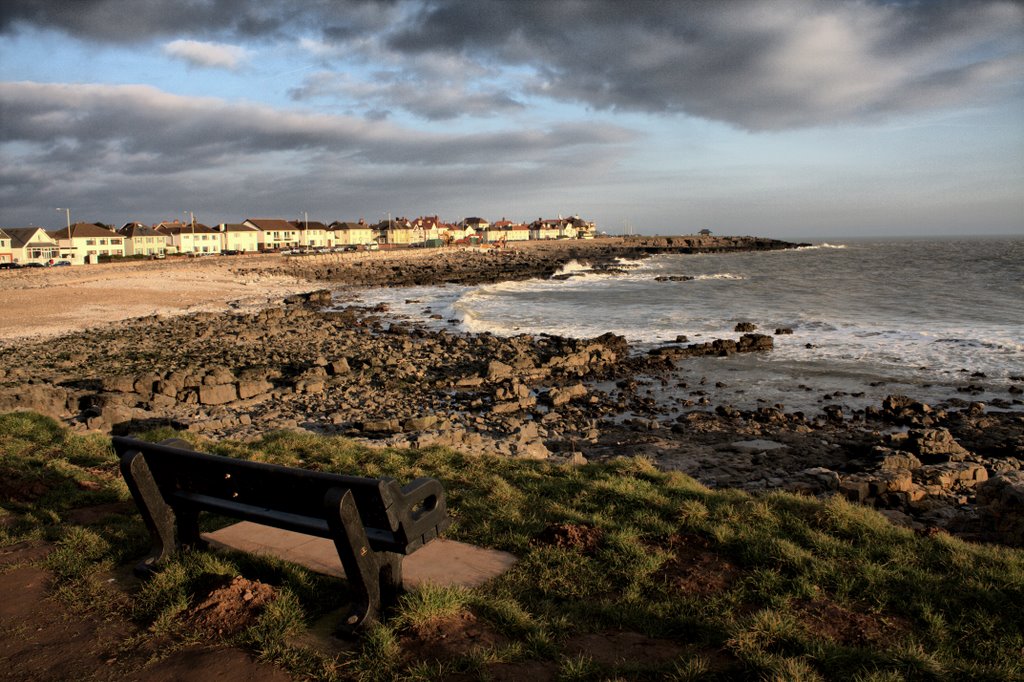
[4,1,1020,129]
[0,81,633,226]
[385,0,1024,129]
[0,0,397,42]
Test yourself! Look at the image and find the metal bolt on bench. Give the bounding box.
[113,436,451,635]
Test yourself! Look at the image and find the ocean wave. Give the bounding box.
[693,273,746,281]
[551,259,592,277]
[796,243,847,250]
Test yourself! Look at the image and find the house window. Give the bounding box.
[111,239,122,245]
[99,239,107,245]
[86,239,96,246]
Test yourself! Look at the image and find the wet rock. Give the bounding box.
[734,322,757,332]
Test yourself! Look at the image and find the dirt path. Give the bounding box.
[0,540,294,681]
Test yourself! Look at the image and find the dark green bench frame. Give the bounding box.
[113,436,450,634]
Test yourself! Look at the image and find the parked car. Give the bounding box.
[52,260,72,267]
[0,262,21,270]
[22,262,46,268]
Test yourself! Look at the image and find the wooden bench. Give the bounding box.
[113,436,451,634]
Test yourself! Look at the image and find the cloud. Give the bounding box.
[0,80,634,224]
[386,0,1024,130]
[163,39,250,70]
[4,1,1021,130]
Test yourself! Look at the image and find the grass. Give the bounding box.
[1,410,1023,680]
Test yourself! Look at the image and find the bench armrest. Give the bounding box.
[387,477,451,550]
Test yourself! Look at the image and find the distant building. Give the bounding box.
[0,228,13,263]
[155,220,220,254]
[699,228,712,236]
[215,224,260,253]
[51,222,124,262]
[329,221,375,246]
[243,218,299,251]
[119,222,167,257]
[289,219,329,248]
[5,227,59,264]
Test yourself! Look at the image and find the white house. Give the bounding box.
[5,227,59,264]
[0,229,13,264]
[216,224,261,253]
[243,219,299,251]
[50,223,125,262]
[155,221,221,254]
[119,222,168,257]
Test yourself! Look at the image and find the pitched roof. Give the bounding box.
[50,222,117,239]
[245,218,294,231]
[218,223,259,233]
[289,220,329,231]
[157,223,218,235]
[119,223,163,237]
[4,227,55,248]
[0,228,10,241]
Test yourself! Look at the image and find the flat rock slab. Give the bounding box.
[730,439,788,454]
[204,521,517,589]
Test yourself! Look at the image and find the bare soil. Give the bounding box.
[0,541,293,681]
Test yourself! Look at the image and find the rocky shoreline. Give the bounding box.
[1,237,1021,547]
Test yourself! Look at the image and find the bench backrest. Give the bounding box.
[112,436,447,553]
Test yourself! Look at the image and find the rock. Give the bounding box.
[403,415,438,431]
[102,375,136,393]
[327,358,351,375]
[199,383,237,405]
[975,471,1024,546]
[774,327,794,335]
[734,322,757,332]
[361,419,402,434]
[907,428,971,463]
[730,439,787,454]
[237,379,273,400]
[799,467,840,490]
[486,360,515,381]
[546,383,588,407]
[878,450,923,471]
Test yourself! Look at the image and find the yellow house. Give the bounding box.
[329,221,375,246]
[217,224,260,253]
[290,220,328,248]
[243,219,299,251]
[51,223,125,262]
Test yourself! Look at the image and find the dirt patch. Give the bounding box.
[0,539,53,566]
[141,646,294,682]
[793,597,912,646]
[484,660,558,681]
[533,522,603,554]
[657,533,741,594]
[562,630,685,667]
[0,470,58,503]
[64,501,135,525]
[399,610,507,663]
[184,575,277,636]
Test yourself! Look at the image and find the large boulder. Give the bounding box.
[975,471,1024,546]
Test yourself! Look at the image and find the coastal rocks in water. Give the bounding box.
[654,275,694,282]
[775,327,794,335]
[734,322,757,332]
[651,333,774,360]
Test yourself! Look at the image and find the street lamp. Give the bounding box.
[55,207,71,259]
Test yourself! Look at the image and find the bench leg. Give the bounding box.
[119,451,180,577]
[324,488,400,636]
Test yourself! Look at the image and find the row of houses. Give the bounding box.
[0,215,596,265]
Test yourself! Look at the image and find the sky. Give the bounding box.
[1,0,1022,240]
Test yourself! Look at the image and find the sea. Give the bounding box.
[342,237,1024,416]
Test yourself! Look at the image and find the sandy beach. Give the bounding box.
[0,254,318,343]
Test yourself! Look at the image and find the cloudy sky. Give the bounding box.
[1,0,1022,239]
